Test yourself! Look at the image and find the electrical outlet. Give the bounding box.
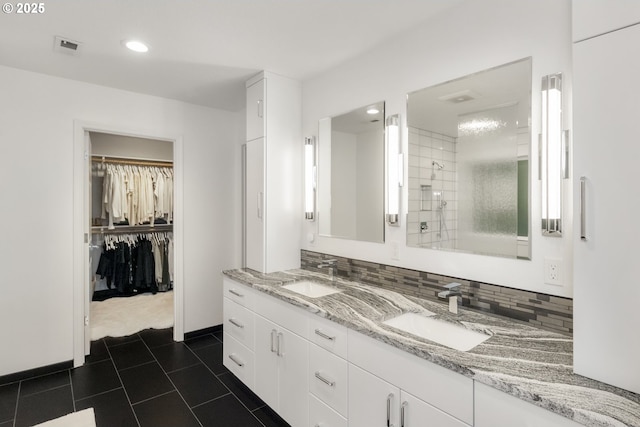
[544,258,563,286]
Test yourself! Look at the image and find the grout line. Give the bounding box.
[129,389,176,407]
[67,370,76,413]
[12,381,21,427]
[188,391,232,410]
[74,386,125,402]
[138,333,204,427]
[104,336,142,427]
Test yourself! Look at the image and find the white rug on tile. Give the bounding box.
[90,291,173,340]
[33,408,96,427]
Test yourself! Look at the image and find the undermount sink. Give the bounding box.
[383,312,490,352]
[281,281,343,298]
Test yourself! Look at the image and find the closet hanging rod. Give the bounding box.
[91,155,173,168]
[91,224,173,235]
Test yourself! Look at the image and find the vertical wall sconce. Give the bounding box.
[386,114,403,225]
[304,136,316,221]
[540,73,569,236]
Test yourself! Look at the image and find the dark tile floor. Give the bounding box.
[0,328,290,427]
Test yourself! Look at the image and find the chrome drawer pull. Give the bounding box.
[387,393,394,427]
[580,176,587,241]
[314,329,336,341]
[229,318,244,329]
[401,401,408,427]
[314,371,335,387]
[270,329,277,353]
[228,354,244,367]
[228,289,243,297]
[277,332,283,357]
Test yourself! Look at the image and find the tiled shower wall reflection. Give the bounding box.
[407,127,457,250]
[301,250,573,335]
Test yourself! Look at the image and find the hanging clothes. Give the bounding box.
[94,232,173,299]
[96,163,174,229]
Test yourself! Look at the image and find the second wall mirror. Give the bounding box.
[406,58,532,259]
[318,102,385,243]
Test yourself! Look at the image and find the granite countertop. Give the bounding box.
[222,268,640,427]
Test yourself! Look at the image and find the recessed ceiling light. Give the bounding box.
[366,107,380,115]
[124,40,149,53]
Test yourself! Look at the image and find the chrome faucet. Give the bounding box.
[438,282,462,314]
[317,259,338,281]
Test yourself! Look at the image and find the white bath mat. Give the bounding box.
[33,408,96,427]
[90,291,174,340]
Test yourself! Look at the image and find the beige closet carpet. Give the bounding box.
[34,408,96,427]
[90,291,174,340]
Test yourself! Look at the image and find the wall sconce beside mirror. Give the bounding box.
[540,73,569,236]
[386,114,403,225]
[304,136,316,221]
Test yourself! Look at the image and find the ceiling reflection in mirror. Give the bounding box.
[407,58,531,259]
[318,102,385,243]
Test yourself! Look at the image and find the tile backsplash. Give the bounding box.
[301,250,572,335]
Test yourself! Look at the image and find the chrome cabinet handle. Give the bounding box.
[277,332,283,357]
[580,176,587,241]
[270,329,277,353]
[257,99,264,119]
[228,318,244,329]
[314,371,335,387]
[228,354,244,367]
[228,289,243,297]
[401,401,408,427]
[314,329,336,341]
[387,393,394,427]
[257,192,263,219]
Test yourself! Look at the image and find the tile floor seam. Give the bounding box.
[19,384,70,399]
[67,370,76,413]
[103,338,142,427]
[188,391,232,410]
[116,359,157,373]
[11,381,21,427]
[129,389,176,407]
[139,334,204,427]
[164,360,202,375]
[73,386,124,403]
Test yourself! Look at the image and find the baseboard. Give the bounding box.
[0,360,73,386]
[184,324,222,340]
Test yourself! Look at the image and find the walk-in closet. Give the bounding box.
[88,132,175,341]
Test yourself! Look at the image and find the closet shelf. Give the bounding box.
[91,155,173,168]
[92,224,173,235]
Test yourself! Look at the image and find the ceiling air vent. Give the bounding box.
[53,36,83,55]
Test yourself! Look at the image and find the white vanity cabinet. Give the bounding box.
[243,72,301,274]
[572,17,640,394]
[348,364,467,427]
[474,382,583,427]
[347,329,474,426]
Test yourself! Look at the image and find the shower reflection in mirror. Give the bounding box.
[407,57,532,259]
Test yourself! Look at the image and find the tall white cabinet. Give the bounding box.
[244,72,302,273]
[572,7,640,394]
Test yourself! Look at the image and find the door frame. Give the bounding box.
[72,120,185,368]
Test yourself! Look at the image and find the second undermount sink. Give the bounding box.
[383,312,490,352]
[281,281,343,298]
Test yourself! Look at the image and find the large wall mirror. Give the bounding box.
[318,102,385,243]
[406,58,532,259]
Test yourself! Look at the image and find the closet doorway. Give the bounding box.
[73,122,184,367]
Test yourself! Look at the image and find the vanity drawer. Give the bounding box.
[308,315,348,359]
[223,297,254,350]
[223,277,255,310]
[253,288,308,338]
[309,344,348,417]
[309,394,347,427]
[223,332,254,389]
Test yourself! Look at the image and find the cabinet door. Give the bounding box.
[253,313,278,410]
[573,24,640,394]
[278,327,309,427]
[400,391,468,427]
[348,364,399,427]
[246,79,266,141]
[474,382,582,427]
[245,138,265,272]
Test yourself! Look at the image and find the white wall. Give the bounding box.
[302,0,574,297]
[0,65,243,376]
